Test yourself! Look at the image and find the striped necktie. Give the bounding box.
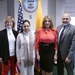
[59,26,66,42]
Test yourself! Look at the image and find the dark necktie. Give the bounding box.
[59,26,66,43]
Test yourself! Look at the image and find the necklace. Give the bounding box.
[9,32,12,35]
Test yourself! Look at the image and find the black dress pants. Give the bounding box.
[57,50,74,75]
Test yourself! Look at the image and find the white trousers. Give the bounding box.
[20,60,34,75]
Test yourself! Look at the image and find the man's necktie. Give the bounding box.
[59,26,66,43]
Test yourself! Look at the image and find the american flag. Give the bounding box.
[17,0,23,33]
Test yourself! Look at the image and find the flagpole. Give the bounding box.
[35,0,43,72]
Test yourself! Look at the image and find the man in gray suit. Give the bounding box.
[57,13,75,75]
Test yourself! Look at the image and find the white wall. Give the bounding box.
[48,0,56,27]
[0,0,7,30]
[14,0,48,31]
[0,0,75,31]
[0,0,48,31]
[56,0,65,26]
[48,0,65,27]
[7,0,14,17]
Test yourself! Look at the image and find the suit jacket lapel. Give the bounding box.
[4,29,8,42]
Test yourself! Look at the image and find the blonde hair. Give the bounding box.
[42,16,54,30]
[5,16,15,28]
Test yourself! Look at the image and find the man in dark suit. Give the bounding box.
[57,13,75,75]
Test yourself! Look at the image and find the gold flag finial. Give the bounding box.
[19,0,22,4]
[39,0,42,4]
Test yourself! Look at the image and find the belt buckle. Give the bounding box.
[44,44,49,46]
